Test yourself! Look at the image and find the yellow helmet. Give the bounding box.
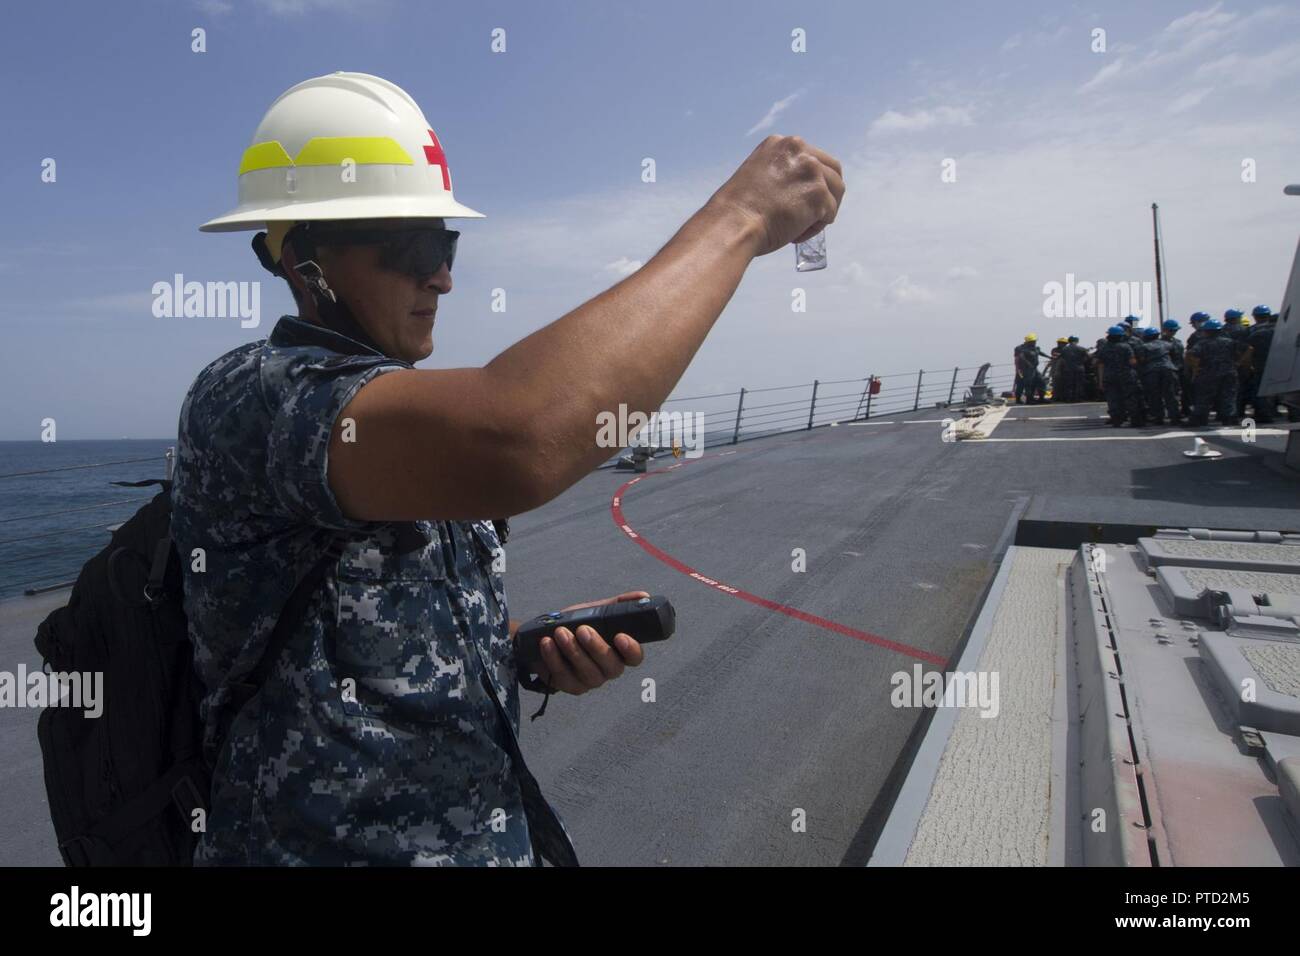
[1025,333,1037,343]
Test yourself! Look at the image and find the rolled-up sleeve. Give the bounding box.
[260,349,406,530]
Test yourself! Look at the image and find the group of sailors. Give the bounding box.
[1012,305,1282,427]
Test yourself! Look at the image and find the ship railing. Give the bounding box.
[6,363,1016,594]
[621,363,1014,455]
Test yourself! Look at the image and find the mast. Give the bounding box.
[1151,203,1166,325]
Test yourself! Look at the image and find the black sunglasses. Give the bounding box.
[308,225,459,278]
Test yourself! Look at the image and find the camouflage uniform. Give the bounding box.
[171,315,576,866]
[1183,327,1204,410]
[1226,323,1253,415]
[1245,322,1276,422]
[1135,338,1179,424]
[1056,343,1088,402]
[1188,333,1243,426]
[1163,333,1189,416]
[1095,339,1144,426]
[1013,343,1046,403]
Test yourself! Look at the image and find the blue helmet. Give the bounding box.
[1106,324,1127,336]
[1162,319,1180,331]
[1123,315,1140,324]
[1190,311,1210,324]
[1203,318,1224,331]
[1224,308,1243,321]
[1142,327,1160,339]
[1252,304,1272,318]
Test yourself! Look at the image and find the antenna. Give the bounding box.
[1151,203,1167,324]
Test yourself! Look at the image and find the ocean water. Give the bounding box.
[0,440,175,600]
[0,379,965,603]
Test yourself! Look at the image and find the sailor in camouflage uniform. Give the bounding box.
[173,315,587,865]
[174,73,663,866]
[1187,318,1247,427]
[1135,326,1179,425]
[1053,336,1087,403]
[1159,319,1185,419]
[1222,309,1252,418]
[1013,334,1048,404]
[1244,305,1276,423]
[1095,325,1145,427]
[1181,312,1209,417]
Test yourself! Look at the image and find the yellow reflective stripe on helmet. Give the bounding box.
[237,136,414,175]
[294,136,413,167]
[238,141,295,175]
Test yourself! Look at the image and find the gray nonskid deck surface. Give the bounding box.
[1101,545,1300,865]
[478,403,1298,865]
[1243,643,1300,698]
[0,402,1296,865]
[0,591,67,866]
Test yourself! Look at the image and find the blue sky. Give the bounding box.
[2,0,1298,438]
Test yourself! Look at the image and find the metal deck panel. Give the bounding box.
[1100,546,1300,865]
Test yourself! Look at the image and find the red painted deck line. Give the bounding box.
[609,454,948,667]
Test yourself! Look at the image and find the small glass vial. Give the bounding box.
[795,229,826,272]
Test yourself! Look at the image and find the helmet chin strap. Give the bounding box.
[254,226,388,357]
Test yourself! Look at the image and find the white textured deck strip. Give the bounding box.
[1181,568,1300,595]
[1242,643,1300,699]
[904,547,1071,866]
[1155,540,1300,565]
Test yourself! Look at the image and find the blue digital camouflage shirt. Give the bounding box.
[1189,333,1245,376]
[171,315,563,865]
[1095,340,1139,383]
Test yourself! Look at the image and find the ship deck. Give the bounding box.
[1,401,1297,865]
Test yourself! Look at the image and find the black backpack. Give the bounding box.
[31,479,570,867]
[33,478,338,866]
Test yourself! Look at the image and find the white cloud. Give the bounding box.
[60,291,157,313]
[1167,87,1213,113]
[603,257,643,278]
[869,106,973,135]
[843,261,870,286]
[46,291,160,325]
[746,93,800,137]
[1001,24,1068,53]
[1078,58,1124,93]
[1194,40,1300,89]
[409,11,1300,396]
[1081,4,1296,97]
[1165,3,1236,34]
[253,0,373,15]
[884,275,936,305]
[1195,52,1243,80]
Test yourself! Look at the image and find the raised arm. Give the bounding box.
[329,136,844,521]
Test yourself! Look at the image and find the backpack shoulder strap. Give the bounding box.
[216,537,347,755]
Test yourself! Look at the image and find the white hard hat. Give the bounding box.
[199,71,483,232]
